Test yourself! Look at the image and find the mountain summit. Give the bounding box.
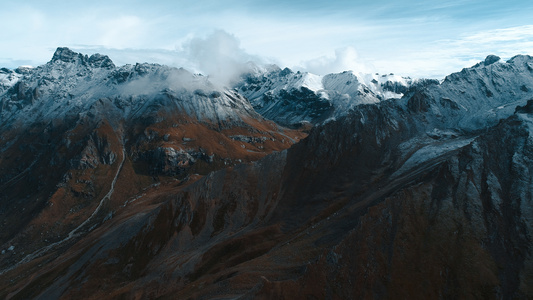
[51,47,115,69]
[234,65,416,127]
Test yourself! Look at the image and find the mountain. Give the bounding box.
[0,47,304,276]
[1,52,533,299]
[234,65,420,127]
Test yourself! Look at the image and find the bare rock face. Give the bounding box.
[51,47,115,69]
[72,131,117,169]
[515,99,533,113]
[0,68,22,94]
[484,54,501,65]
[147,147,197,175]
[51,47,82,63]
[259,112,533,299]
[87,53,115,69]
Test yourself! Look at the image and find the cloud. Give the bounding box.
[72,30,270,88]
[179,30,262,86]
[449,25,533,58]
[70,46,183,67]
[358,25,533,79]
[96,15,147,49]
[299,47,374,75]
[462,25,533,43]
[410,25,533,78]
[0,58,36,69]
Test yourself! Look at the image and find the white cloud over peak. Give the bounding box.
[179,30,263,86]
[299,47,374,75]
[97,15,147,49]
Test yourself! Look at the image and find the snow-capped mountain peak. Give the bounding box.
[234,66,414,126]
[0,47,261,128]
[410,54,533,131]
[50,47,115,69]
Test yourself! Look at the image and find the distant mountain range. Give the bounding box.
[1,48,533,299]
[234,63,420,127]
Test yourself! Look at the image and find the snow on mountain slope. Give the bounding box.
[0,47,260,129]
[235,66,414,127]
[322,71,414,99]
[236,55,533,130]
[0,47,305,185]
[0,68,22,93]
[359,72,415,98]
[403,55,533,131]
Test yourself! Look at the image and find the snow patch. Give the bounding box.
[303,73,324,91]
[393,137,476,178]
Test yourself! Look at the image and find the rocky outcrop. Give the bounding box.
[51,47,84,63]
[138,147,204,176]
[484,54,501,65]
[515,99,533,113]
[0,68,22,94]
[72,131,117,169]
[52,47,115,69]
[87,53,115,69]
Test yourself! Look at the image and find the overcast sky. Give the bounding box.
[1,0,532,79]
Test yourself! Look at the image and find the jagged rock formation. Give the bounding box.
[1,53,533,299]
[0,68,23,94]
[234,65,416,127]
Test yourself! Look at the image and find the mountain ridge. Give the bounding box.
[234,64,416,127]
[1,49,533,299]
